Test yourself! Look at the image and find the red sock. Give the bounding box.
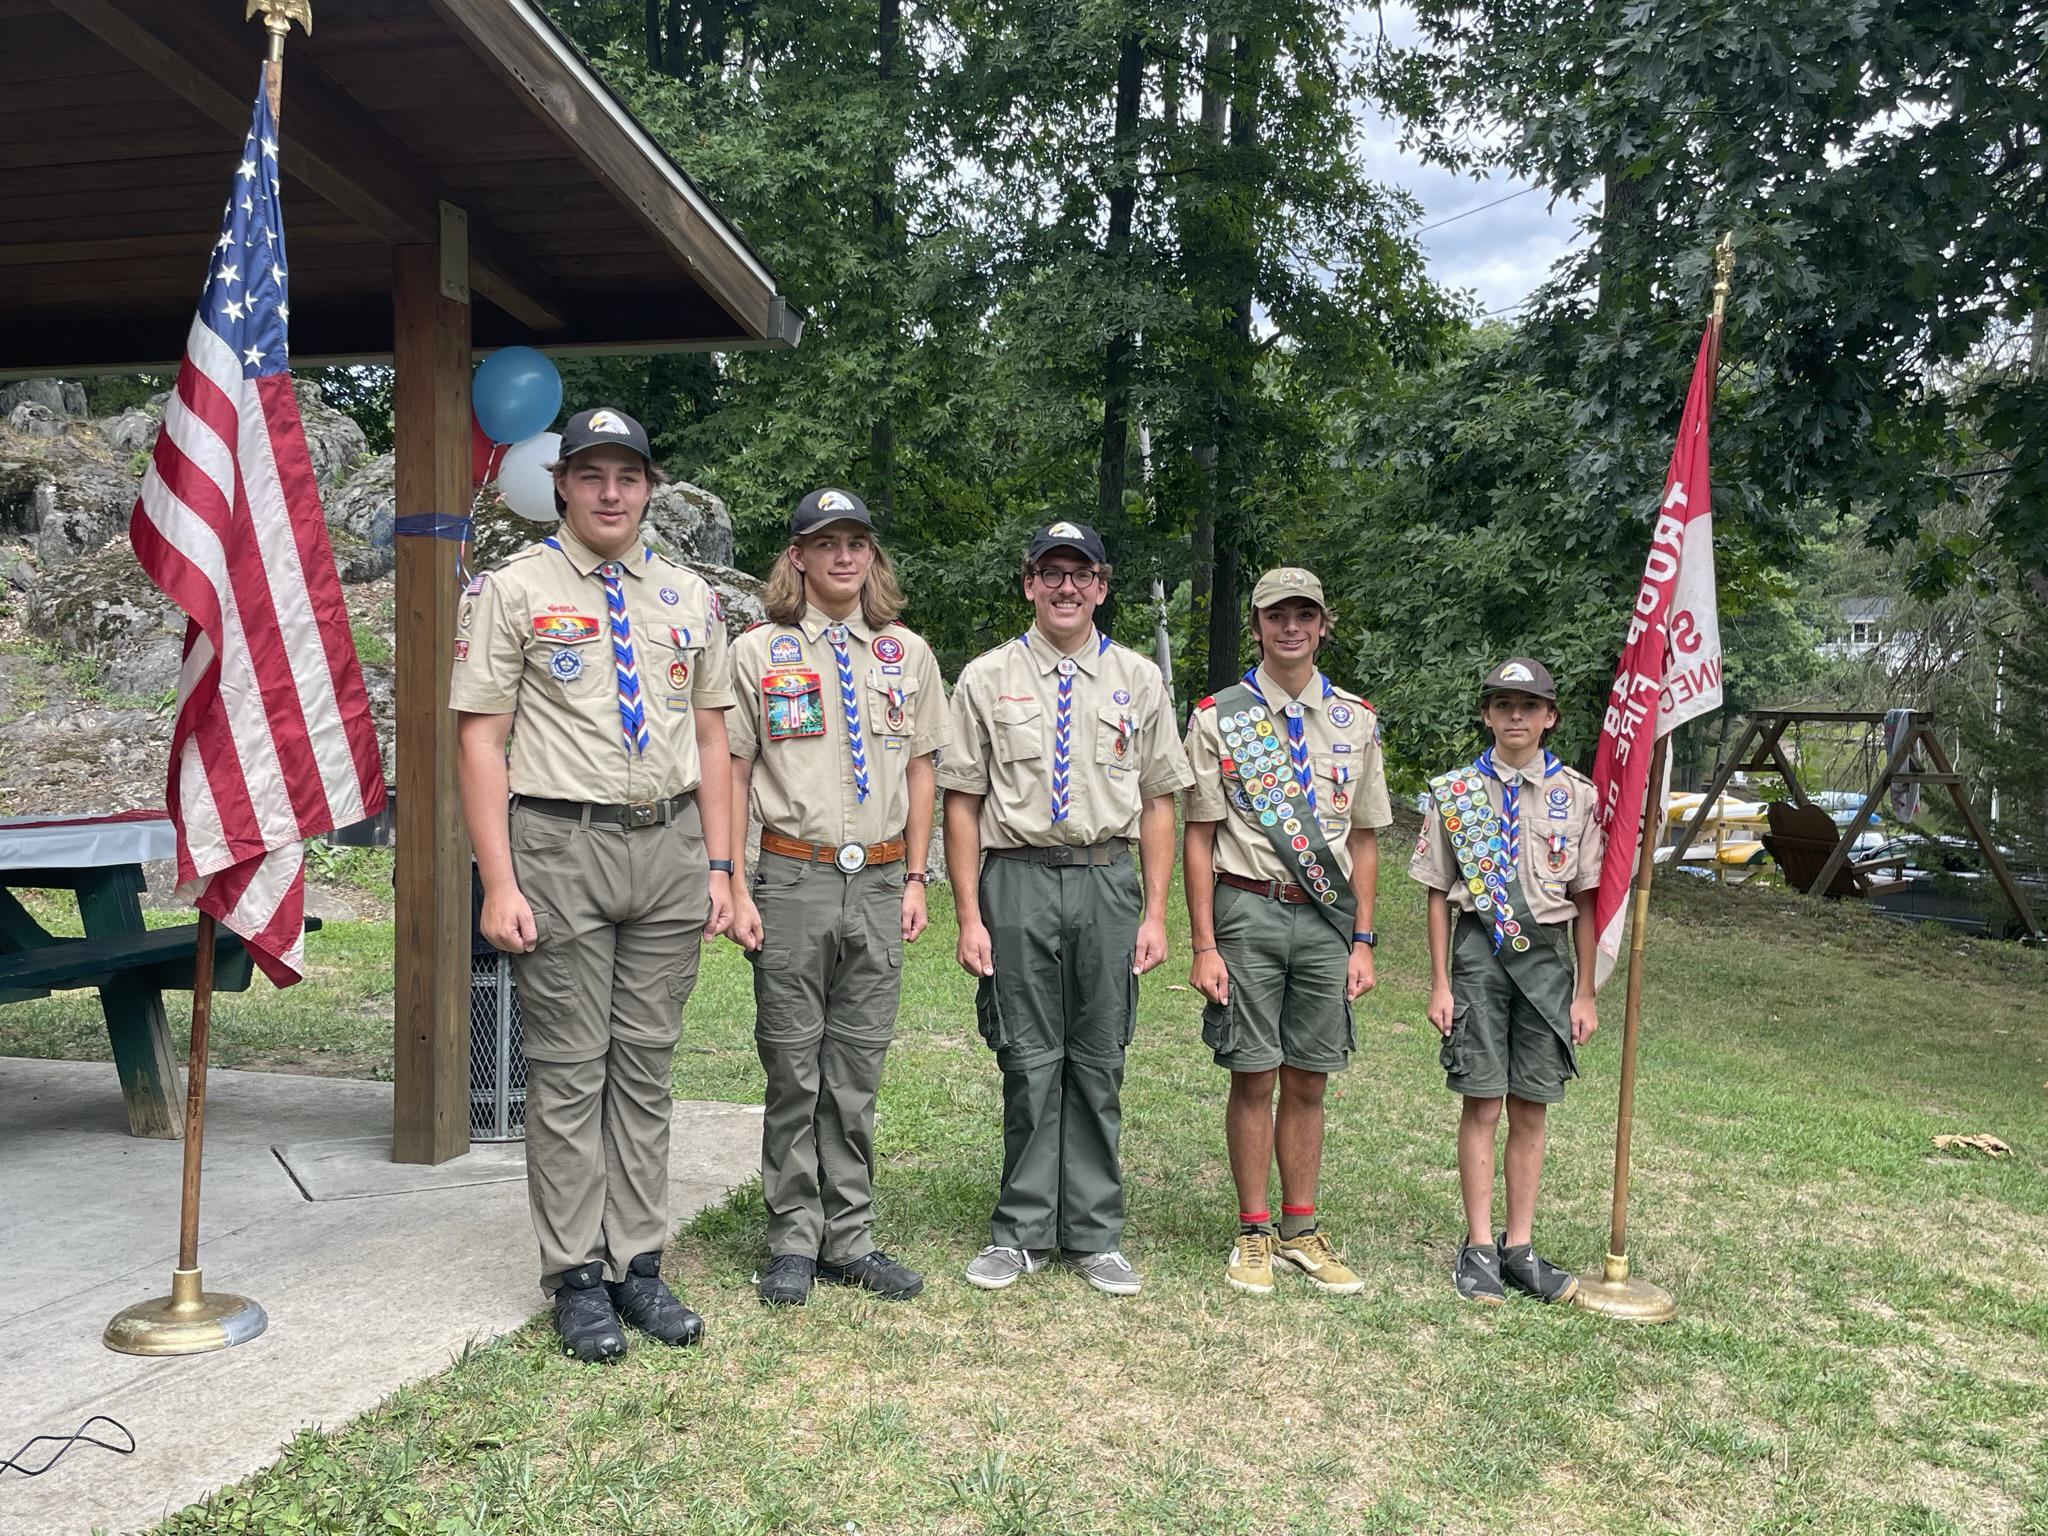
[1239,1209,1272,1228]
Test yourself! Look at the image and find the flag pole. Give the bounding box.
[1574,232,1735,1325]
[103,0,311,1359]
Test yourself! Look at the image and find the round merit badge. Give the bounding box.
[659,586,680,606]
[1328,703,1352,726]
[669,658,690,689]
[549,648,583,681]
[873,634,905,663]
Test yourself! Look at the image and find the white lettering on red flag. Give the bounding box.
[1589,324,1725,989]
[128,73,388,986]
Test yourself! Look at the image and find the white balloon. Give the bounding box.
[495,431,562,522]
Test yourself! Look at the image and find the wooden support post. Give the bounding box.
[391,241,473,1165]
[1668,716,1758,868]
[78,866,184,1139]
[1915,731,2045,941]
[1807,714,1919,898]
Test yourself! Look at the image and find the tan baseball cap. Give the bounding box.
[1249,567,1328,612]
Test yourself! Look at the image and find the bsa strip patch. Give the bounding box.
[762,669,825,740]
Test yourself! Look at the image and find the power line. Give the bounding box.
[1415,185,1540,235]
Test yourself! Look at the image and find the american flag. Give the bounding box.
[129,72,387,986]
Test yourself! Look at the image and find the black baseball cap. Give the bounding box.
[790,487,874,538]
[558,407,653,465]
[1026,520,1108,566]
[1480,656,1558,701]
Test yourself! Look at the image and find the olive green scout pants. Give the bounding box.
[508,797,708,1290]
[975,847,1141,1253]
[748,855,905,1263]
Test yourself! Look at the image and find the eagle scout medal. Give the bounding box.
[762,669,826,740]
[669,658,690,689]
[884,684,907,733]
[1548,832,1568,872]
[872,633,905,664]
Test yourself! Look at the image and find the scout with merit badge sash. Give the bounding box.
[1207,668,1356,936]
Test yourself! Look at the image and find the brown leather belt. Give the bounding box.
[759,831,905,872]
[1218,871,1313,905]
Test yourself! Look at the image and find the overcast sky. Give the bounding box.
[1351,4,1590,318]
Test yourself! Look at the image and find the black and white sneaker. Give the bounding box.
[1453,1239,1507,1306]
[1496,1233,1580,1304]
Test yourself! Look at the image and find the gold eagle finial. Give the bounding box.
[246,1,312,38]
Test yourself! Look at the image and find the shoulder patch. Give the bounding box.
[1195,695,1216,711]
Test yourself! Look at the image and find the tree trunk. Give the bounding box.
[868,0,903,518]
[644,0,663,70]
[1187,27,1231,683]
[1097,31,1145,526]
[663,0,688,77]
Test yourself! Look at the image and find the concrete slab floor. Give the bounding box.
[0,1058,761,1536]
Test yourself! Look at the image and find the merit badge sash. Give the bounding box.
[1211,681,1355,941]
[761,669,826,741]
[1429,767,1570,1037]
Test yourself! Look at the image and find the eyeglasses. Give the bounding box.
[1030,567,1101,591]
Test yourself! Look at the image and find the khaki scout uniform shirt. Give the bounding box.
[1407,751,1605,926]
[449,526,736,801]
[1184,664,1393,885]
[937,625,1192,847]
[727,606,952,846]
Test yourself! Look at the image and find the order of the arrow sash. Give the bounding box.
[1211,682,1356,941]
[1429,766,1571,1036]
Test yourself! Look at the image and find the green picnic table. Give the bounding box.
[0,811,317,1137]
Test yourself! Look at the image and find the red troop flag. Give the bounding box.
[129,73,388,986]
[1589,323,1726,989]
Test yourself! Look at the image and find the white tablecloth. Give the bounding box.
[0,812,176,873]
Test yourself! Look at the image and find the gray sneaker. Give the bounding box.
[964,1245,1051,1291]
[1065,1249,1142,1296]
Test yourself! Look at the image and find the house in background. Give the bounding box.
[1821,596,1916,666]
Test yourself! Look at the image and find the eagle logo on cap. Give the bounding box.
[1280,570,1304,586]
[1046,521,1083,538]
[586,411,631,435]
[1500,662,1535,682]
[819,490,855,512]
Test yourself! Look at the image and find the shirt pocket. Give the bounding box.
[993,697,1043,762]
[1313,754,1356,838]
[866,669,921,743]
[1093,704,1138,775]
[656,630,704,712]
[524,626,608,702]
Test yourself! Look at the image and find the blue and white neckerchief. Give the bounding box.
[1475,748,1562,886]
[825,621,870,803]
[1021,630,1112,823]
[1243,668,1335,813]
[547,537,653,754]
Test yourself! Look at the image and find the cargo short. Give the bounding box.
[1201,881,1354,1075]
[1440,911,1577,1103]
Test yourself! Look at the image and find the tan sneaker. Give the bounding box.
[1274,1229,1365,1295]
[1226,1230,1276,1295]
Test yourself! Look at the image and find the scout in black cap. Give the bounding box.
[1408,653,1603,1311]
[789,487,875,539]
[549,407,666,517]
[1025,520,1108,568]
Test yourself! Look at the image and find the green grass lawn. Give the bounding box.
[10,864,2044,1534]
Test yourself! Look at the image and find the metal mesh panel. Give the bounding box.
[468,951,529,1142]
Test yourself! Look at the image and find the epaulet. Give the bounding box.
[502,543,546,566]
[1561,764,1594,787]
[1195,695,1216,712]
[1329,682,1373,711]
[744,620,769,633]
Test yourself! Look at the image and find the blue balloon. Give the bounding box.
[472,347,563,444]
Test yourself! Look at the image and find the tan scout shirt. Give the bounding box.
[937,625,1192,848]
[727,605,951,847]
[449,527,735,802]
[1407,751,1605,926]
[1184,664,1392,885]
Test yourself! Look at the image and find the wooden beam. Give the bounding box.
[425,0,781,341]
[47,0,571,334]
[1668,717,1758,868]
[390,243,473,1166]
[1914,732,2045,940]
[1807,718,1919,898]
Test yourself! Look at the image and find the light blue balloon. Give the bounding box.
[472,347,563,444]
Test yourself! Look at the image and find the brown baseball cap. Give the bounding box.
[1249,567,1329,612]
[1480,656,1557,701]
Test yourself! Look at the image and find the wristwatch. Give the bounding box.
[905,870,933,885]
[1351,930,1376,947]
[708,859,735,874]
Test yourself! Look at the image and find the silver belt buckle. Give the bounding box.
[834,841,868,873]
[625,801,657,829]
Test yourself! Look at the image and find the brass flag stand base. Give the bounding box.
[104,1267,268,1356]
[1574,1253,1677,1324]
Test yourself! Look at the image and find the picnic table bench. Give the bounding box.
[0,812,318,1139]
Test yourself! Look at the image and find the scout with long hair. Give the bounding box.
[762,523,906,628]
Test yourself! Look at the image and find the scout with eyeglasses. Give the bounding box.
[1408,656,1604,1306]
[452,406,736,1363]
[726,488,951,1308]
[1182,567,1391,1297]
[939,521,1192,1297]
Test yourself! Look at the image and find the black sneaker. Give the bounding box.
[757,1253,817,1307]
[607,1251,705,1345]
[552,1261,628,1362]
[1495,1233,1580,1304]
[1453,1239,1507,1306]
[818,1249,925,1301]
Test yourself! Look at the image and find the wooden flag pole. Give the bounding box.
[1574,233,1735,1325]
[104,0,310,1358]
